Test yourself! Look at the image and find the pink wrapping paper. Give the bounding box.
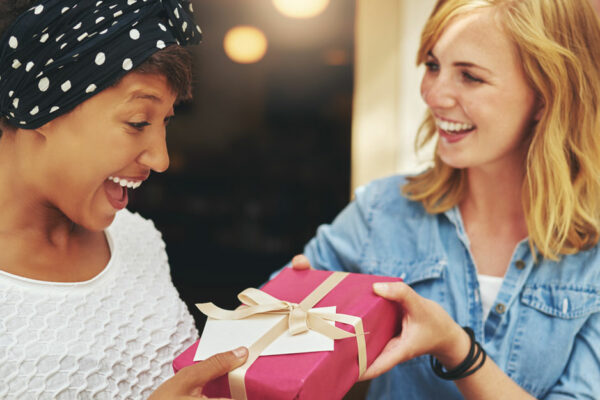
[173,268,402,400]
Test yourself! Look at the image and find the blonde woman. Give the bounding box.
[290,0,600,398]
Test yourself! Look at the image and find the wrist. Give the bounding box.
[430,326,487,381]
[434,324,472,369]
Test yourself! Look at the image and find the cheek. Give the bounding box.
[498,94,536,135]
[420,76,431,103]
[461,93,497,126]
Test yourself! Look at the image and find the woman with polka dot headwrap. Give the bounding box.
[0,1,248,398]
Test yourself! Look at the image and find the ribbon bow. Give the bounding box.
[196,271,367,400]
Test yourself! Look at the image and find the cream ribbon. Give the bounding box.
[196,271,367,400]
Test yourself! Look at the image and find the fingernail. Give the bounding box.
[373,282,388,293]
[233,346,248,358]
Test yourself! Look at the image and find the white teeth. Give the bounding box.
[437,119,475,133]
[107,176,143,190]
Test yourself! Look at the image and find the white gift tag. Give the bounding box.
[194,306,336,361]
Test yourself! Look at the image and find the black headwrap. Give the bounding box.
[0,0,202,129]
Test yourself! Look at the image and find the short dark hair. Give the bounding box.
[0,2,193,134]
[134,44,193,103]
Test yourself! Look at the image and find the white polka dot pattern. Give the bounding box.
[122,58,133,71]
[0,0,202,129]
[38,77,50,92]
[0,210,198,399]
[95,52,106,65]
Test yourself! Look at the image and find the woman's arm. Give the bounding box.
[363,282,536,399]
[148,347,248,400]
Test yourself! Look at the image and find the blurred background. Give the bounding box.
[130,0,355,324]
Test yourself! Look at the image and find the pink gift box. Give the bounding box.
[173,268,402,400]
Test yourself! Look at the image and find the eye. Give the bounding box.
[462,71,484,83]
[425,61,439,72]
[128,121,150,131]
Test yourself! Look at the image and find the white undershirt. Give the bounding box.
[478,274,504,318]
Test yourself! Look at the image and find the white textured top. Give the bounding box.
[0,209,198,400]
[478,274,504,318]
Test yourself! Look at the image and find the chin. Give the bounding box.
[78,210,118,232]
[97,212,118,231]
[438,153,472,170]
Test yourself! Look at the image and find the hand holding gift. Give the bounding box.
[151,347,248,400]
[362,282,471,380]
[290,255,472,381]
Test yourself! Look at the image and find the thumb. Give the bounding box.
[360,336,410,381]
[178,347,249,390]
[291,254,313,270]
[372,281,414,306]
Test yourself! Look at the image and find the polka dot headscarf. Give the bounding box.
[0,0,202,129]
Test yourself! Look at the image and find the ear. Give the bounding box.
[31,118,57,139]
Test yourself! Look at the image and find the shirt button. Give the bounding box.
[515,260,526,270]
[495,303,506,314]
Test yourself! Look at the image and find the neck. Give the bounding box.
[0,132,81,249]
[458,158,530,277]
[464,168,523,217]
[461,137,530,219]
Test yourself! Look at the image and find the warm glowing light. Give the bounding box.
[223,26,268,64]
[323,49,349,66]
[272,0,330,19]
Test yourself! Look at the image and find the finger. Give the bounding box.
[178,347,248,390]
[359,337,409,381]
[372,282,414,305]
[291,254,313,270]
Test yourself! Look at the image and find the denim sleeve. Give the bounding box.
[542,312,600,399]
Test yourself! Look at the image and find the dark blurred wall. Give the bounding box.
[128,0,354,331]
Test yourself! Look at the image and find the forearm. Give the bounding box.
[435,326,536,400]
[454,357,536,400]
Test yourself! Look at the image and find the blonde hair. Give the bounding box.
[404,0,600,260]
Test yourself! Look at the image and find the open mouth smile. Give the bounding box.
[108,176,143,189]
[103,176,145,210]
[436,118,476,134]
[435,118,476,143]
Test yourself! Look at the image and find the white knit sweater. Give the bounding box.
[0,209,198,399]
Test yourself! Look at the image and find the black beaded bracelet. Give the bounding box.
[429,326,487,380]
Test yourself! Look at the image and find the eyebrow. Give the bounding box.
[127,91,164,103]
[427,51,492,73]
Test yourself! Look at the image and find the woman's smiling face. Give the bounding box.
[420,8,540,172]
[27,72,177,231]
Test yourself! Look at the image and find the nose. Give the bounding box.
[421,72,457,109]
[137,128,170,173]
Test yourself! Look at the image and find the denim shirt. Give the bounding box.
[300,175,600,399]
